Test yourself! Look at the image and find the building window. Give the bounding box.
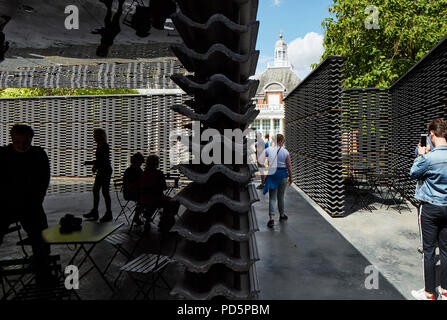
[262,120,271,136]
[274,119,281,134]
[268,93,280,105]
[252,120,260,132]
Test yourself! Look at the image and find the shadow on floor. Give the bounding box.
[254,186,406,300]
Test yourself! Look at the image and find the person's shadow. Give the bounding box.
[91,0,126,57]
[0,15,11,63]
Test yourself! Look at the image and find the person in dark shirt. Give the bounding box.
[92,0,125,57]
[123,152,144,201]
[138,155,179,233]
[123,152,145,225]
[0,125,53,285]
[84,128,113,222]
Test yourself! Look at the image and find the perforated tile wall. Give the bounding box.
[0,93,190,178]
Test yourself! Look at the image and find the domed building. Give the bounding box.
[253,33,301,138]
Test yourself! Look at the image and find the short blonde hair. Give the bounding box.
[93,128,107,143]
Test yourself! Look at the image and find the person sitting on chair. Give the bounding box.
[123,152,144,225]
[92,0,125,57]
[137,155,179,234]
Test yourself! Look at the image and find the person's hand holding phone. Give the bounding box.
[417,143,430,156]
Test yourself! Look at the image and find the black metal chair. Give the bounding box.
[118,233,178,300]
[113,178,137,225]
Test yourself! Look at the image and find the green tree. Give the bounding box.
[320,0,447,88]
[0,88,139,98]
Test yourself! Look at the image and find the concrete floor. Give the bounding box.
[0,180,429,300]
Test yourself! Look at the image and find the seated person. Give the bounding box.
[137,155,179,233]
[123,152,144,202]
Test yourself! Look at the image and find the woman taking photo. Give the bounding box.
[410,118,447,300]
[84,128,113,222]
[258,134,293,228]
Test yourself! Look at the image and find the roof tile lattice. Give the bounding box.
[169,0,261,300]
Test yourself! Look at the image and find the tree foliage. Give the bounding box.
[0,88,139,98]
[321,0,447,88]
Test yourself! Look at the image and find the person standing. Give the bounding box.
[256,132,266,190]
[0,125,53,285]
[410,118,447,300]
[84,128,113,222]
[264,133,270,149]
[258,134,293,228]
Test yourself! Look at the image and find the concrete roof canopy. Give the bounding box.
[0,0,182,71]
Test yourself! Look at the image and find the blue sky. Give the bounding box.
[255,0,334,79]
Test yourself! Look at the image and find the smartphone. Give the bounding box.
[420,134,428,148]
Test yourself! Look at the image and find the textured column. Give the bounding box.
[168,0,261,300]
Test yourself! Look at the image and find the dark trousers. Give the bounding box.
[93,171,112,213]
[419,202,447,294]
[139,195,179,232]
[0,206,51,280]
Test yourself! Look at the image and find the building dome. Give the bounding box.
[275,34,287,48]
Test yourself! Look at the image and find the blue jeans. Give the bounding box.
[269,178,288,217]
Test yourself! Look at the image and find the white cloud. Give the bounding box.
[288,32,324,79]
[272,0,282,7]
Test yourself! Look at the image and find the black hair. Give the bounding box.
[131,152,145,165]
[10,124,34,137]
[146,155,159,170]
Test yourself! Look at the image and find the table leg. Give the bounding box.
[79,244,115,292]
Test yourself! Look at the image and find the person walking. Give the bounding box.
[92,0,125,57]
[256,132,266,190]
[84,128,113,222]
[410,118,447,300]
[258,134,293,228]
[264,133,270,149]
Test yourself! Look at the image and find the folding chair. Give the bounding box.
[1,255,78,300]
[118,233,178,300]
[348,171,375,212]
[386,181,412,214]
[113,178,137,225]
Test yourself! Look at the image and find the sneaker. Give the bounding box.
[267,220,274,228]
[411,288,436,300]
[437,287,447,300]
[99,212,113,223]
[256,184,264,190]
[279,214,288,221]
[83,210,99,221]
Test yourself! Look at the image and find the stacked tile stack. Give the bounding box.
[168,0,261,299]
